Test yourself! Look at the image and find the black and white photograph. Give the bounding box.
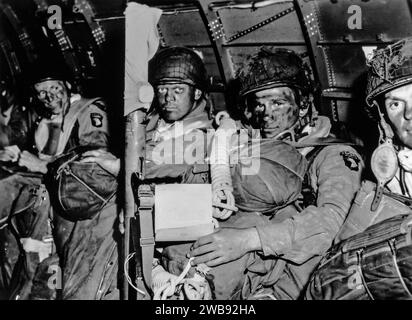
[0,0,412,307]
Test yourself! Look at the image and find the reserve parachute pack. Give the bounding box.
[307,212,412,300]
[47,98,117,221]
[307,182,412,300]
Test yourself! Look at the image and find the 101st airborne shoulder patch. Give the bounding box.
[340,151,361,171]
[90,113,103,127]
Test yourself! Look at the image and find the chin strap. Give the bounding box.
[374,100,394,143]
[272,99,318,142]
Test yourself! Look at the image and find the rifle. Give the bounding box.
[124,109,150,299]
[123,2,161,300]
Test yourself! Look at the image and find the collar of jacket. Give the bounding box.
[146,99,211,142]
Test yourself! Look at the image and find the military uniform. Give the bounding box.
[145,99,212,180]
[306,37,412,300]
[45,95,119,300]
[161,138,308,300]
[160,115,364,300]
[0,102,36,297]
[221,47,365,300]
[252,116,364,299]
[6,94,112,300]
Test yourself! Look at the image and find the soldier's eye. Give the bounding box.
[271,99,286,107]
[37,90,47,99]
[174,88,184,94]
[157,88,167,94]
[388,101,404,110]
[255,104,265,112]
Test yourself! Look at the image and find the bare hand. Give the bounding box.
[79,149,120,177]
[0,145,21,162]
[189,227,261,267]
[18,151,48,173]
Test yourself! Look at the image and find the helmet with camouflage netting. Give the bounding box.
[366,37,412,108]
[149,46,208,92]
[237,47,313,98]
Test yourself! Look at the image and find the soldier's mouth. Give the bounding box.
[163,104,178,111]
[262,122,280,131]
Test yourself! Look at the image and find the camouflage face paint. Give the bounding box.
[155,83,196,122]
[251,86,300,139]
[34,80,69,115]
[384,83,412,148]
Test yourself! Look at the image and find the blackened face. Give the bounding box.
[250,86,300,139]
[155,83,196,122]
[384,83,412,149]
[34,80,69,115]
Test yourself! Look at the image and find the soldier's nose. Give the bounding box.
[404,102,412,120]
[165,90,174,102]
[46,92,55,101]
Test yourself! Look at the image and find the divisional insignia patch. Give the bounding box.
[90,113,103,127]
[340,151,361,171]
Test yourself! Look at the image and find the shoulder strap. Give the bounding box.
[56,97,103,155]
[383,189,412,209]
[296,145,326,211]
[136,184,155,297]
[287,137,354,149]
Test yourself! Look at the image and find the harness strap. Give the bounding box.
[342,214,412,253]
[295,138,356,211]
[287,137,355,148]
[295,145,326,211]
[137,184,155,293]
[56,97,103,155]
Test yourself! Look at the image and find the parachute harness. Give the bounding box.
[150,112,239,300]
[128,112,238,299]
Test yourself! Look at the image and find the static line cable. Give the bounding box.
[210,112,238,220]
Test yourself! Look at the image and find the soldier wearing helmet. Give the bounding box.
[238,47,314,141]
[150,47,208,121]
[147,46,211,143]
[74,47,214,300]
[306,38,412,300]
[189,47,364,300]
[142,46,212,176]
[0,55,120,300]
[82,46,213,185]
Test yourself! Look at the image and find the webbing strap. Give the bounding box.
[342,214,412,253]
[287,137,355,148]
[137,184,155,291]
[56,97,102,155]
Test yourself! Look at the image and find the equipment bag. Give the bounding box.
[307,213,412,300]
[48,146,117,221]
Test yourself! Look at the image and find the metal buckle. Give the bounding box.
[138,185,154,209]
[42,235,54,243]
[140,236,155,247]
